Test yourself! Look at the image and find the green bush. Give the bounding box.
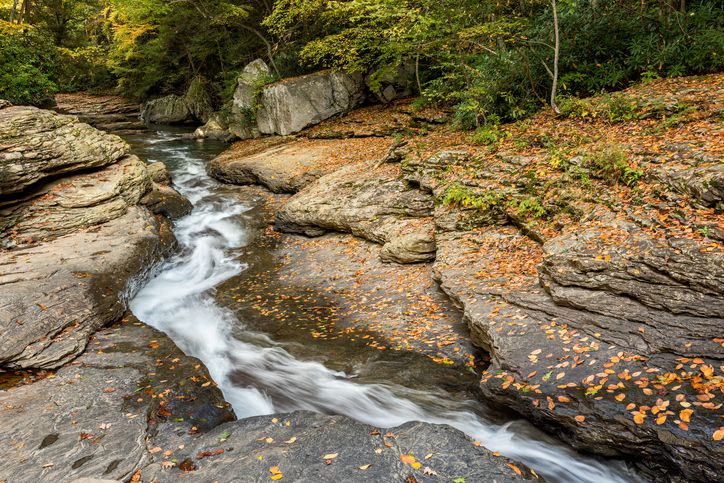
[0,21,59,106]
[584,144,643,186]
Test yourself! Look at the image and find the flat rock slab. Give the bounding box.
[0,207,174,369]
[208,137,392,193]
[0,106,128,195]
[276,162,437,263]
[141,411,532,483]
[0,318,233,483]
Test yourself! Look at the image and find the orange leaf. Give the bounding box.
[713,428,724,441]
[574,415,586,423]
[508,463,523,476]
[680,409,693,423]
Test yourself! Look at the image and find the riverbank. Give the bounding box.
[209,74,723,481]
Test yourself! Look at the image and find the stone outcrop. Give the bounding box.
[0,155,151,247]
[276,162,436,263]
[0,106,128,195]
[140,94,194,124]
[0,208,174,369]
[257,71,366,136]
[194,112,233,141]
[0,105,187,369]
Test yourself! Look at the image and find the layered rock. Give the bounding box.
[55,93,145,133]
[0,155,151,247]
[257,71,365,135]
[432,222,723,480]
[0,105,128,195]
[276,162,436,263]
[0,105,187,369]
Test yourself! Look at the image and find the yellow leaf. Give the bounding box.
[400,454,417,466]
[284,437,297,444]
[269,467,281,475]
[424,453,433,460]
[270,474,283,481]
[615,393,626,402]
[633,412,645,424]
[359,464,372,470]
[322,453,338,460]
[265,437,274,443]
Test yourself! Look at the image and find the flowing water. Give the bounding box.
[127,128,641,483]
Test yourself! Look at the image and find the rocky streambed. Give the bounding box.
[0,81,721,483]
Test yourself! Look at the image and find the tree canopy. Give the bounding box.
[0,0,721,124]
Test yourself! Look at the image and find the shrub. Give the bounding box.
[0,21,58,106]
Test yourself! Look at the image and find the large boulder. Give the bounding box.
[140,95,194,124]
[256,71,366,135]
[276,161,436,263]
[55,93,144,133]
[227,59,272,140]
[194,112,233,141]
[0,106,128,195]
[184,75,215,124]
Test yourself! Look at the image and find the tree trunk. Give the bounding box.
[10,0,19,23]
[550,0,561,114]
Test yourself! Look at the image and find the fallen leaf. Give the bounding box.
[574,415,586,423]
[359,464,372,470]
[713,428,724,441]
[680,409,693,423]
[508,463,523,476]
[284,437,297,444]
[322,453,338,460]
[423,467,439,476]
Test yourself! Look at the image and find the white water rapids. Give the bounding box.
[129,130,639,483]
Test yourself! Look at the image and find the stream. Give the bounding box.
[127,127,641,483]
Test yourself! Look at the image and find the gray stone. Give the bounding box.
[0,319,233,483]
[140,411,530,483]
[366,63,416,103]
[256,71,365,135]
[0,106,128,195]
[652,162,723,210]
[141,95,193,124]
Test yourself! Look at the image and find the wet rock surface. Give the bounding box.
[141,95,194,125]
[0,318,234,483]
[276,162,437,263]
[141,411,532,483]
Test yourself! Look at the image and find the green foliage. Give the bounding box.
[512,196,547,219]
[469,121,508,147]
[441,184,506,213]
[584,144,644,186]
[558,95,640,123]
[0,21,58,106]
